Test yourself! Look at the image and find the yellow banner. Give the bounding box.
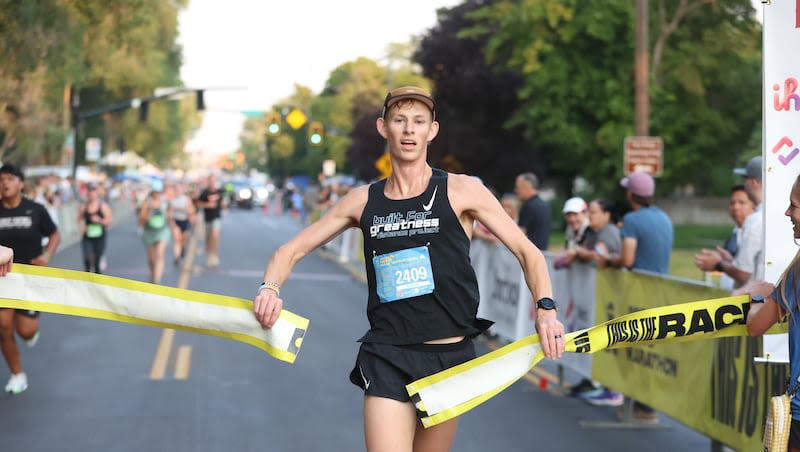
[594,269,788,451]
[0,264,309,364]
[407,279,787,440]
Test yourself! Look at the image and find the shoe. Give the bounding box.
[5,372,27,394]
[615,405,659,424]
[206,254,219,268]
[25,331,40,348]
[584,389,625,407]
[577,387,605,400]
[569,378,599,397]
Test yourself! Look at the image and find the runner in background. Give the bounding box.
[169,182,196,267]
[138,182,171,284]
[196,174,225,268]
[77,183,113,273]
[0,163,60,394]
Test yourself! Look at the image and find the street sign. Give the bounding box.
[375,152,392,179]
[623,136,663,176]
[286,108,307,130]
[86,137,102,162]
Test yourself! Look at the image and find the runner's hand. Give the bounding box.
[254,288,283,329]
[0,246,12,276]
[535,310,565,359]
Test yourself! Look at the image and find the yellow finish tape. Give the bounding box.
[407,295,784,428]
[0,264,308,364]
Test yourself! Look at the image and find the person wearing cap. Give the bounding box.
[252,86,563,451]
[553,197,593,268]
[77,182,113,273]
[0,163,60,394]
[138,182,172,284]
[695,156,764,291]
[514,172,552,250]
[611,170,674,422]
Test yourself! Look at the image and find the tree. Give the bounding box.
[463,0,761,197]
[414,0,537,193]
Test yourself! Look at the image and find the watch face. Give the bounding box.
[537,297,556,310]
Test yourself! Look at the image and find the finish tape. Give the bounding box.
[407,295,783,428]
[0,264,308,364]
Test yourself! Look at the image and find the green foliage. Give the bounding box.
[461,0,761,198]
[0,0,195,167]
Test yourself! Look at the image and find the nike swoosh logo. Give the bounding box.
[423,186,437,212]
[359,365,370,390]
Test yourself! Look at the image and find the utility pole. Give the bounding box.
[635,0,649,136]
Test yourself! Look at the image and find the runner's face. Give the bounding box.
[378,101,438,163]
[0,173,23,200]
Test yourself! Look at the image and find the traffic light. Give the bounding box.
[308,121,324,147]
[196,90,205,111]
[139,100,149,122]
[266,111,281,137]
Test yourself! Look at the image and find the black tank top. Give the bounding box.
[83,203,106,238]
[358,169,488,345]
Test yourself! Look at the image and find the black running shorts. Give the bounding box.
[349,338,476,407]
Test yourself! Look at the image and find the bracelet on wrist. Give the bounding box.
[258,281,280,296]
[714,261,723,272]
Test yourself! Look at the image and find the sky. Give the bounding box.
[178,0,461,158]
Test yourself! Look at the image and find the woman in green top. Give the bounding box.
[138,185,172,284]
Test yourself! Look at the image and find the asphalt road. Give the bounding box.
[0,207,722,451]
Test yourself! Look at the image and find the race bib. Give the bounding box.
[148,214,166,229]
[373,246,435,303]
[86,223,104,238]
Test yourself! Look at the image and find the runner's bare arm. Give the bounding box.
[448,174,563,359]
[254,185,368,328]
[101,202,113,226]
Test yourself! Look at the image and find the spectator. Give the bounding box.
[694,184,755,290]
[695,157,764,291]
[514,172,551,250]
[575,198,621,269]
[606,170,673,422]
[553,197,593,268]
[746,172,800,452]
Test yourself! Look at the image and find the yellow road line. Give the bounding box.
[149,328,175,380]
[150,226,201,380]
[174,345,192,380]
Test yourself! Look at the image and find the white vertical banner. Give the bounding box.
[762,0,800,360]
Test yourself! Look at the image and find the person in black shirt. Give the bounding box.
[514,172,552,250]
[252,87,563,451]
[196,174,226,268]
[0,163,60,394]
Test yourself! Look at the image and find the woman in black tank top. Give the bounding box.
[78,184,112,273]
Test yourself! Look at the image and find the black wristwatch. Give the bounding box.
[536,297,558,311]
[750,294,765,304]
